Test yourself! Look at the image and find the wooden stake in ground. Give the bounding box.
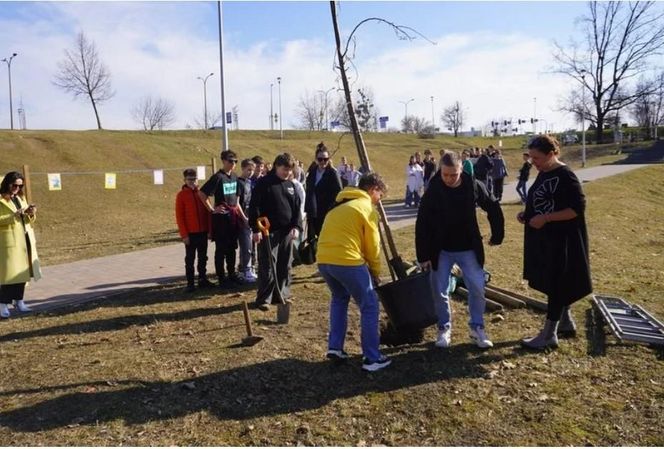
[241,300,263,346]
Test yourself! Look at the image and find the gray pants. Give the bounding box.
[237,225,253,274]
[255,230,294,305]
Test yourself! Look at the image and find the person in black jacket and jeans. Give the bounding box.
[305,144,343,238]
[416,150,504,349]
[248,153,302,311]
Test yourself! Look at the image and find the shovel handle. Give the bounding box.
[257,216,271,237]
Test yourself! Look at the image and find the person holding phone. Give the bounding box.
[0,171,41,318]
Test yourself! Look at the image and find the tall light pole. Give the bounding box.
[398,98,414,130]
[277,76,283,139]
[270,82,274,130]
[217,1,229,151]
[2,52,17,130]
[581,69,587,167]
[533,97,537,134]
[317,87,335,131]
[430,96,435,127]
[197,72,214,130]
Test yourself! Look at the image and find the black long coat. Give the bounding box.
[523,165,592,304]
[304,165,343,220]
[415,171,504,269]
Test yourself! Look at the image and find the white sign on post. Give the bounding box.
[153,169,164,185]
[47,173,62,191]
[196,166,206,180]
[498,140,503,148]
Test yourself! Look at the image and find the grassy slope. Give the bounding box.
[1,129,624,264]
[0,163,662,445]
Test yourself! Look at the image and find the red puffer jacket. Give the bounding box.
[175,186,211,238]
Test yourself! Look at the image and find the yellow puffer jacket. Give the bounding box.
[317,187,381,278]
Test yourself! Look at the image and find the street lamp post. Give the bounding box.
[197,72,214,130]
[430,96,435,128]
[580,69,587,167]
[398,98,414,130]
[217,1,229,151]
[270,83,274,130]
[277,76,283,139]
[317,87,335,131]
[2,52,18,130]
[533,97,537,134]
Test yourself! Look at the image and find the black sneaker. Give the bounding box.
[326,349,349,361]
[183,284,196,293]
[198,278,214,289]
[361,356,392,372]
[257,303,271,312]
[228,272,244,285]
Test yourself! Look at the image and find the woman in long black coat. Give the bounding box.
[304,145,343,238]
[517,135,592,350]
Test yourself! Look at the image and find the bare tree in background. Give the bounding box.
[295,90,324,130]
[630,72,664,138]
[553,1,664,143]
[131,96,175,131]
[401,114,416,133]
[53,32,114,130]
[194,110,224,130]
[355,87,379,132]
[441,101,464,137]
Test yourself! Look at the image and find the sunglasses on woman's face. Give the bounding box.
[12,184,24,189]
[317,157,329,162]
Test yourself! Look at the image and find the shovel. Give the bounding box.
[256,216,290,324]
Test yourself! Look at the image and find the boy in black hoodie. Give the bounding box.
[248,153,302,311]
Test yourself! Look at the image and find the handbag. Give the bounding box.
[298,235,318,265]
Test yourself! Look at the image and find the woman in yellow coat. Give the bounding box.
[0,171,41,318]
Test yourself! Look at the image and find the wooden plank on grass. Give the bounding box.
[456,287,503,311]
[489,285,548,311]
[485,286,527,308]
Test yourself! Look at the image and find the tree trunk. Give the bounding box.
[90,94,103,130]
[329,1,406,280]
[595,114,604,144]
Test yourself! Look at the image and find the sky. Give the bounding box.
[0,1,608,132]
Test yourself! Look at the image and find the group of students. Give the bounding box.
[404,145,522,209]
[176,135,591,373]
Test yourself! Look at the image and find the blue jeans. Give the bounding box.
[429,250,486,330]
[319,263,383,362]
[237,225,252,274]
[405,187,421,207]
[516,180,528,203]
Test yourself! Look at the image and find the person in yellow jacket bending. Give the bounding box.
[317,172,391,372]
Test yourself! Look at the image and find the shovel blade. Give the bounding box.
[242,335,264,346]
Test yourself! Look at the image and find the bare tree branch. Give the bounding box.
[552,1,664,142]
[53,32,115,130]
[441,101,465,137]
[131,96,176,131]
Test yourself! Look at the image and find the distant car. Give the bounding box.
[562,134,579,145]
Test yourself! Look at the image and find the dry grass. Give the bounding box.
[0,164,663,445]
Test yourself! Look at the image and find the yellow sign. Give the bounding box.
[105,173,117,190]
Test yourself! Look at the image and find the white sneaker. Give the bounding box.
[243,270,257,283]
[470,326,493,349]
[14,300,31,312]
[435,327,452,348]
[0,303,9,318]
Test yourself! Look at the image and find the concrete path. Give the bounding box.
[18,163,648,313]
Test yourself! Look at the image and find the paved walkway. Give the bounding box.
[21,163,647,313]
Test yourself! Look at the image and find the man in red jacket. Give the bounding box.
[175,168,213,292]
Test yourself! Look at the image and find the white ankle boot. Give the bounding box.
[13,300,31,312]
[0,303,10,318]
[522,319,559,350]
